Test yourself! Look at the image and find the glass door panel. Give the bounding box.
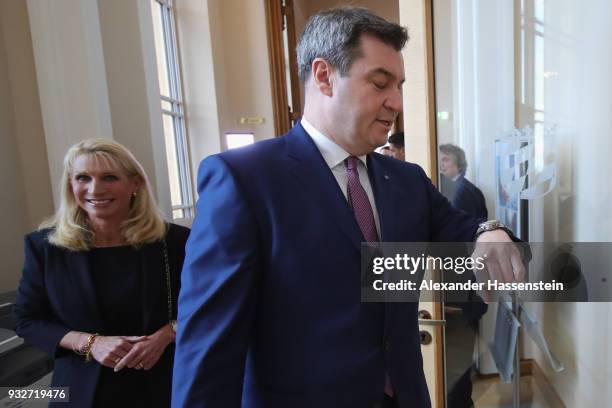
[432,0,612,407]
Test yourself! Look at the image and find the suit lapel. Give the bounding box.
[286,124,363,253]
[368,154,402,242]
[368,155,411,337]
[351,155,396,313]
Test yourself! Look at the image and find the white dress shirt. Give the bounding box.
[301,117,381,236]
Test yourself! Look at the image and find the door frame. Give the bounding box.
[400,0,445,406]
[264,0,301,136]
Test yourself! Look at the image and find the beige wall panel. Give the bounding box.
[27,0,113,206]
[0,1,54,291]
[0,12,28,292]
[294,0,400,41]
[400,0,433,176]
[207,0,275,142]
[1,0,53,231]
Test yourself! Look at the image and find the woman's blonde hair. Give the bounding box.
[41,138,167,250]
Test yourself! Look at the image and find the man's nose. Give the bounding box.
[385,88,403,113]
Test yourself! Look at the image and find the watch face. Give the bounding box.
[171,320,177,332]
[482,220,502,229]
[477,220,506,237]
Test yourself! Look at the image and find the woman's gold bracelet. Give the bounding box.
[82,333,99,362]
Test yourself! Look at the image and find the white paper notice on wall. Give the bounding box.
[496,124,558,200]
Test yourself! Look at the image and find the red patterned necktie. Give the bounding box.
[345,156,379,242]
[345,156,394,397]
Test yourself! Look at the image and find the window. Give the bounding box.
[151,0,193,219]
[226,133,255,150]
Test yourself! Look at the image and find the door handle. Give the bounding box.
[418,309,446,326]
[418,319,446,326]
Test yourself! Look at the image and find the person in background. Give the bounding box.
[14,139,189,407]
[439,143,488,408]
[387,131,405,161]
[379,145,395,157]
[439,143,487,220]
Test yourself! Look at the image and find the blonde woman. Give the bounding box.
[14,139,190,407]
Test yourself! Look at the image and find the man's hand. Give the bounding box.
[471,229,525,302]
[114,325,175,372]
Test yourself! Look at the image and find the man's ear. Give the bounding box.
[311,58,334,97]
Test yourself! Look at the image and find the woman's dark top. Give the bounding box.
[89,245,152,407]
[90,246,142,336]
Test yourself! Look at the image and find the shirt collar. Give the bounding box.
[301,117,368,169]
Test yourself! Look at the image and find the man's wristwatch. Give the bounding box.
[474,220,512,240]
[170,320,177,333]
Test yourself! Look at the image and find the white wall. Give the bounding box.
[528,0,612,405]
[27,0,114,207]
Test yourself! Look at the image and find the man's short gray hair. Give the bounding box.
[296,7,409,83]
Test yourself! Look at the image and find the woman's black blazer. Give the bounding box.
[13,223,190,407]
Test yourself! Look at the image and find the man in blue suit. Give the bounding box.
[173,7,521,408]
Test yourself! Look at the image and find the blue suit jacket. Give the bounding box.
[173,124,479,408]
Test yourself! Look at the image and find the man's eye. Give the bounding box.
[374,82,387,89]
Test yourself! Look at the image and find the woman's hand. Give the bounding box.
[114,325,175,372]
[89,335,145,369]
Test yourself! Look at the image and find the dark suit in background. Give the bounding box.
[440,174,487,222]
[440,173,488,408]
